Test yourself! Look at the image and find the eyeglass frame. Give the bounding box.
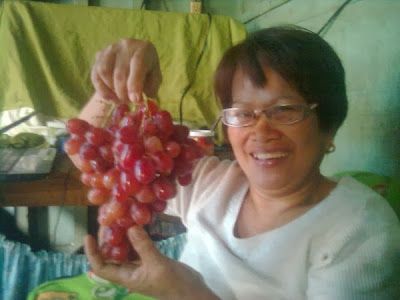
[218,103,319,128]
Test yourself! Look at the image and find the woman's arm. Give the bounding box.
[78,93,113,128]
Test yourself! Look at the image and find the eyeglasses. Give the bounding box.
[220,103,318,127]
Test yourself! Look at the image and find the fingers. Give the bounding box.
[98,45,117,90]
[84,235,130,285]
[127,226,163,263]
[91,47,118,102]
[126,41,161,102]
[91,39,161,104]
[97,226,106,246]
[113,54,130,102]
[84,235,108,275]
[143,64,162,99]
[127,52,147,103]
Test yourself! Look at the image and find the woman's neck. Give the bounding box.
[250,173,334,214]
[234,173,336,238]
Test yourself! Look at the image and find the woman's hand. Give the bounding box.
[84,226,220,300]
[91,39,162,103]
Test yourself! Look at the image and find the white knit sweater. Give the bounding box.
[166,157,400,300]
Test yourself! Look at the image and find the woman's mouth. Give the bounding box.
[252,152,288,160]
[250,151,289,167]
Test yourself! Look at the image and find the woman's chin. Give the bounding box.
[248,172,292,192]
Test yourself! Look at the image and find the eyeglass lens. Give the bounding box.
[222,105,312,126]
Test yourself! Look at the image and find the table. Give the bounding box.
[0,152,91,207]
[0,147,234,207]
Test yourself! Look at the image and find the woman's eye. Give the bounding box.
[274,106,296,113]
[234,111,252,118]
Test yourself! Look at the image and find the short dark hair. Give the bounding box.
[214,25,348,132]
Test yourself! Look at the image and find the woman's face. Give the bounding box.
[228,67,333,195]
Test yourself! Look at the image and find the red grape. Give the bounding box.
[130,201,152,226]
[134,157,156,184]
[144,136,163,153]
[79,143,98,160]
[66,118,90,136]
[106,200,126,224]
[76,157,94,173]
[120,171,142,195]
[63,136,85,155]
[109,242,129,262]
[154,110,174,139]
[164,140,181,158]
[80,173,92,186]
[111,104,130,125]
[143,119,158,136]
[173,158,194,176]
[152,176,177,201]
[177,173,193,186]
[121,112,142,127]
[111,184,129,203]
[150,200,168,213]
[90,173,105,189]
[137,100,159,117]
[171,125,189,142]
[90,157,112,173]
[104,226,126,247]
[119,143,144,170]
[179,143,203,162]
[85,127,110,146]
[99,144,114,163]
[135,185,156,204]
[116,125,140,144]
[103,168,121,190]
[66,99,206,263]
[150,151,174,174]
[116,210,136,228]
[112,140,125,157]
[88,188,110,205]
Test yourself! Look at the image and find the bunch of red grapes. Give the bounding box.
[64,100,205,262]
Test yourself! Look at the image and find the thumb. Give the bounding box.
[127,226,161,262]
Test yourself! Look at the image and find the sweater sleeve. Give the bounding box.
[307,225,400,300]
[164,156,225,223]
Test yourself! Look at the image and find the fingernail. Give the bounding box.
[129,92,137,103]
[129,92,143,103]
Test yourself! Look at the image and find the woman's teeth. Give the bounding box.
[252,152,288,160]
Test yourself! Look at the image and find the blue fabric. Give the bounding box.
[155,233,187,261]
[0,233,187,300]
[0,234,90,300]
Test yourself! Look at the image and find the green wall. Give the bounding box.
[237,0,400,178]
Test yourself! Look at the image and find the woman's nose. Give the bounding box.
[251,113,282,141]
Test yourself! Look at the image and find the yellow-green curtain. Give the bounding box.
[0,1,247,143]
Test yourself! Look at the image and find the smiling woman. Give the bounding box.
[70,25,399,300]
[222,74,332,243]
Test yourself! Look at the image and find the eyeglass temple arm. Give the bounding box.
[210,116,222,132]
